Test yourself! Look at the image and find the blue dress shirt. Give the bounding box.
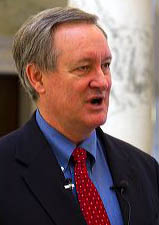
[36,110,124,225]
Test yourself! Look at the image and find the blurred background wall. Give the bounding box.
[0,0,158,160]
[0,0,67,134]
[152,0,159,161]
[69,0,154,154]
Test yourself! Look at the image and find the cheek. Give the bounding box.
[65,86,80,105]
[51,74,86,106]
[44,77,65,106]
[106,75,112,91]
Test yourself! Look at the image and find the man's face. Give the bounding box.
[40,23,112,140]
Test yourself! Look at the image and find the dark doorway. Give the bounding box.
[0,73,19,137]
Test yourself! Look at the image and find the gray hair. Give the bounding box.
[12,7,106,101]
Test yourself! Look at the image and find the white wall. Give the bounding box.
[69,0,154,154]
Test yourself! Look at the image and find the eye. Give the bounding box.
[77,65,90,72]
[101,62,111,74]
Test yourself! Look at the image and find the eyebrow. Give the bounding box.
[102,55,112,61]
[74,55,112,65]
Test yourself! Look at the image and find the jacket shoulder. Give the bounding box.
[97,127,159,170]
[0,114,36,157]
[0,129,21,155]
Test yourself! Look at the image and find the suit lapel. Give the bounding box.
[15,115,86,225]
[97,128,137,225]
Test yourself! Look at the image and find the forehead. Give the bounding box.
[53,23,111,62]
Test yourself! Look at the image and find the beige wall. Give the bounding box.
[0,0,68,36]
[0,0,67,126]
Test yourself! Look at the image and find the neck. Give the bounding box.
[37,108,93,145]
[51,122,93,145]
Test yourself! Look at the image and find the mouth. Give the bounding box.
[90,97,103,105]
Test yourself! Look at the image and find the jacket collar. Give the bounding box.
[96,127,137,225]
[15,114,86,225]
[96,127,136,184]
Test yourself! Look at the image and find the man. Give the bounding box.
[0,7,158,225]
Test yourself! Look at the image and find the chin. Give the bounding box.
[86,115,107,130]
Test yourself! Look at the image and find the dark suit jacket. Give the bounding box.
[0,114,158,225]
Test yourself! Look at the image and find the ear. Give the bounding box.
[26,63,45,95]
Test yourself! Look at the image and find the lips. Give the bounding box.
[90,97,103,105]
[86,95,105,106]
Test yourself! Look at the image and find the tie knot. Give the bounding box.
[72,148,87,163]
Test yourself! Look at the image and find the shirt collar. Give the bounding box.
[36,109,97,172]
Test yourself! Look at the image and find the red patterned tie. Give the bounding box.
[72,148,111,225]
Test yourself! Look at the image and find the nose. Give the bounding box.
[89,69,111,91]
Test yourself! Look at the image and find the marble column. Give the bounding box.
[68,0,154,153]
[152,0,159,162]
